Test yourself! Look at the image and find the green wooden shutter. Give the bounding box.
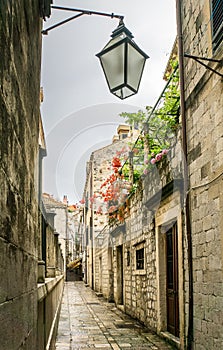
[212,0,223,50]
[40,0,53,20]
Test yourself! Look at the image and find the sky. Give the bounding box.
[41,0,177,204]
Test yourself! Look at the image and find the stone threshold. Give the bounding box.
[116,304,125,312]
[160,331,180,349]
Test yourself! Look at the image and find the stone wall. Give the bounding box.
[94,230,114,300]
[92,142,129,292]
[181,0,223,348]
[43,195,69,274]
[0,2,42,349]
[92,140,130,231]
[37,275,64,350]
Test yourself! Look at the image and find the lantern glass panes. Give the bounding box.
[96,21,149,99]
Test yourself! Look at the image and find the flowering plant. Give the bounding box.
[99,154,131,215]
[150,149,168,164]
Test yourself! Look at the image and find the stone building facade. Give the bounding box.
[43,194,69,272]
[0,2,64,349]
[179,0,223,349]
[42,193,80,279]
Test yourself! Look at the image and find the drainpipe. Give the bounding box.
[176,0,193,348]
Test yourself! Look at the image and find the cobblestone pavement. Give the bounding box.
[55,282,175,350]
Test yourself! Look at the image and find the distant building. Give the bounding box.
[42,193,82,279]
[81,125,138,292]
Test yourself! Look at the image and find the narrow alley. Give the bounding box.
[55,282,175,350]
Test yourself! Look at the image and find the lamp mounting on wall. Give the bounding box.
[184,53,223,78]
[41,6,124,35]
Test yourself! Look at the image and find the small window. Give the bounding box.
[211,0,223,51]
[120,133,128,140]
[136,248,144,270]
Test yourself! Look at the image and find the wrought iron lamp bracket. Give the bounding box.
[41,5,124,35]
[184,53,223,78]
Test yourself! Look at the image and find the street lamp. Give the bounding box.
[96,20,149,99]
[41,6,149,99]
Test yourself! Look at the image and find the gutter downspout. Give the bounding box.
[176,0,193,348]
[90,162,94,290]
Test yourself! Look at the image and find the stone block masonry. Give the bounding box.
[0,2,42,349]
[182,0,223,348]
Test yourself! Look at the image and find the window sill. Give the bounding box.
[133,269,146,275]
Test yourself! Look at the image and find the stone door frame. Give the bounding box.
[155,198,185,348]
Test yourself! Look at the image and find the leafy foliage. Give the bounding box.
[94,58,180,223]
[120,57,180,176]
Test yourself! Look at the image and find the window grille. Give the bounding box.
[212,0,223,50]
[136,248,144,270]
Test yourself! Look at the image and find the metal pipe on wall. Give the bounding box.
[175,0,193,348]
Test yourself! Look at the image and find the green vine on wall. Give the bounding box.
[93,58,180,223]
[120,57,180,180]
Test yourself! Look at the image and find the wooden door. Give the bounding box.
[166,224,179,337]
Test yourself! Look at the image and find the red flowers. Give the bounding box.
[112,157,122,169]
[99,156,123,209]
[88,151,130,221]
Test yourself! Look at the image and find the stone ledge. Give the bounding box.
[144,179,183,210]
[37,274,64,302]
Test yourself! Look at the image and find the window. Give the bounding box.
[136,248,144,270]
[90,217,93,240]
[85,227,89,246]
[120,133,128,140]
[211,0,223,51]
[127,250,130,267]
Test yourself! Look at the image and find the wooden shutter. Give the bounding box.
[212,0,223,50]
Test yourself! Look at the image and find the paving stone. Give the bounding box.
[117,344,131,347]
[110,344,120,350]
[94,345,112,348]
[55,282,175,350]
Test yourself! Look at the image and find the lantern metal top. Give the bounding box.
[98,20,149,59]
[111,19,134,38]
